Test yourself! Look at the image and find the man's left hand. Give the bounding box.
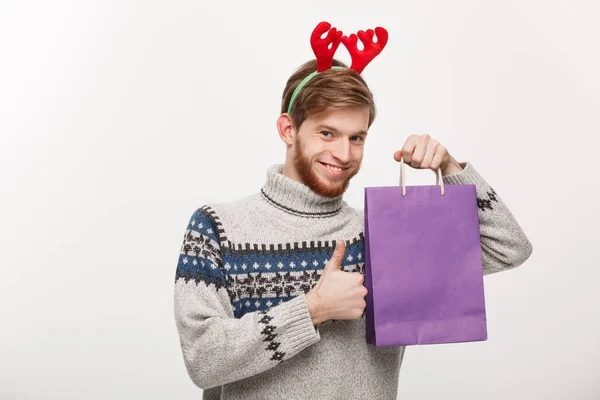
[393,134,463,176]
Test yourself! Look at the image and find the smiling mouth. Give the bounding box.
[318,162,348,176]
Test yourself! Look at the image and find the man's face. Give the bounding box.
[292,107,369,198]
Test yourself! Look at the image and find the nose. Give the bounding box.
[331,137,351,164]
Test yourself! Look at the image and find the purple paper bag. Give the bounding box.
[364,160,487,346]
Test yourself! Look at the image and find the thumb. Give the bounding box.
[325,240,346,272]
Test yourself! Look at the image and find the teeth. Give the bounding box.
[324,163,342,172]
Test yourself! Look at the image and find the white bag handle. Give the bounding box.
[398,157,445,197]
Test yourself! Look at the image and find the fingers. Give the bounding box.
[332,240,346,261]
[356,273,365,286]
[397,139,416,164]
[410,134,429,168]
[396,134,444,171]
[420,139,437,169]
[396,135,417,164]
[430,145,446,171]
[325,240,346,272]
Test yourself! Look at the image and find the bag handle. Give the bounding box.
[398,157,445,197]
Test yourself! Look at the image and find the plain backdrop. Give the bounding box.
[1,1,599,399]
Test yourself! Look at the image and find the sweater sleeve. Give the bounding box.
[442,162,533,276]
[173,207,321,390]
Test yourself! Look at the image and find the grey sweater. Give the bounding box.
[173,162,532,400]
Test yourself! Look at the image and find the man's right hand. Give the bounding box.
[305,240,368,325]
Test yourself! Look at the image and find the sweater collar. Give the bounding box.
[260,164,345,217]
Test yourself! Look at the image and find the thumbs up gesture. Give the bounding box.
[305,240,368,325]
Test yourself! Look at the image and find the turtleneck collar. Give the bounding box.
[260,164,345,218]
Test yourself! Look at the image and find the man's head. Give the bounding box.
[277,58,377,198]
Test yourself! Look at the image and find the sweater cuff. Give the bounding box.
[442,161,487,187]
[268,293,320,352]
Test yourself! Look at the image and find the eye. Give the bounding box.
[352,136,364,142]
[319,131,332,137]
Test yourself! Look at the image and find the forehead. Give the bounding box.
[312,107,369,133]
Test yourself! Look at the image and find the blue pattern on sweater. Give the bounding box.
[176,207,366,318]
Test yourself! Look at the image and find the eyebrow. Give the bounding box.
[315,124,368,136]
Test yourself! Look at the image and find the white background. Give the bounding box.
[1,1,599,399]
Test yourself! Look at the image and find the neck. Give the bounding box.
[260,164,344,218]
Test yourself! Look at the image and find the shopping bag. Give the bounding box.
[364,159,487,346]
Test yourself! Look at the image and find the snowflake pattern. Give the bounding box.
[176,207,369,362]
[181,230,221,266]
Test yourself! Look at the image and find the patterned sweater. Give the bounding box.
[173,162,532,400]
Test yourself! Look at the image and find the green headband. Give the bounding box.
[287,66,345,114]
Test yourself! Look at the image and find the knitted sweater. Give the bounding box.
[173,162,532,400]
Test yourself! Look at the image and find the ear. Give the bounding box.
[276,113,296,146]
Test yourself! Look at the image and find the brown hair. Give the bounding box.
[281,59,377,130]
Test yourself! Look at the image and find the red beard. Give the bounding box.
[292,136,360,198]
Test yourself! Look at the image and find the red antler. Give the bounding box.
[341,27,388,73]
[311,21,344,72]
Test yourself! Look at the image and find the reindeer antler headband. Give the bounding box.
[287,21,389,114]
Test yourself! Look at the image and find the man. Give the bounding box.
[173,57,533,399]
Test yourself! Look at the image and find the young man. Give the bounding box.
[173,58,533,399]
